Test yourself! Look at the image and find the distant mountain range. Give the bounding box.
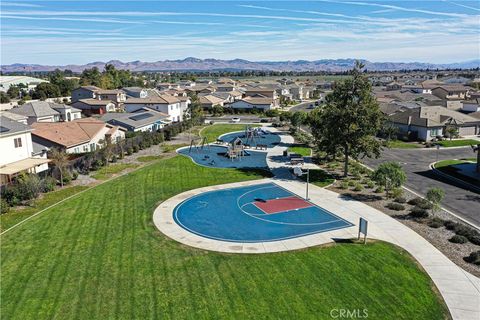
[2,57,479,73]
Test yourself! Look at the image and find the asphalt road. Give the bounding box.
[289,100,320,113]
[362,147,480,227]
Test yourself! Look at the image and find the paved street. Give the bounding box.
[363,147,480,227]
[289,100,321,112]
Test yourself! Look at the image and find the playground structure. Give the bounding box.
[189,137,209,153]
[227,137,249,161]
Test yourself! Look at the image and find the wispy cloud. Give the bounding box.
[316,0,473,18]
[1,2,43,8]
[1,15,146,24]
[443,0,480,12]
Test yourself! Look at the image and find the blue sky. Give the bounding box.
[1,0,479,65]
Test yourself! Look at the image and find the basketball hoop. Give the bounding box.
[293,166,303,176]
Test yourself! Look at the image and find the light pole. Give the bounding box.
[294,166,310,200]
[436,144,440,163]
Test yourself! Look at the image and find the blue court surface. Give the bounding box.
[173,182,354,242]
[219,130,281,148]
[177,145,268,168]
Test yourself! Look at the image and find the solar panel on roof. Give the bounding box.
[129,113,154,121]
[0,126,10,133]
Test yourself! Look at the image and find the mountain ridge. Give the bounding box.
[2,58,479,73]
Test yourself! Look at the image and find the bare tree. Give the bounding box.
[49,148,69,187]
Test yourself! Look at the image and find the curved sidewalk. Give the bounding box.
[153,128,480,320]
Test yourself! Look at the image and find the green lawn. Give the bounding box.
[1,156,448,319]
[387,140,422,149]
[137,155,166,163]
[434,158,476,169]
[288,146,312,156]
[91,163,139,180]
[200,123,261,143]
[0,185,88,232]
[436,139,479,148]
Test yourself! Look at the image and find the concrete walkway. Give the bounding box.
[153,128,480,320]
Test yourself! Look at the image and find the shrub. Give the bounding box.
[386,202,405,211]
[426,187,444,213]
[132,145,139,153]
[408,197,424,206]
[410,206,429,219]
[428,218,444,229]
[1,198,10,214]
[464,251,480,265]
[91,159,104,171]
[1,187,20,206]
[340,181,349,189]
[444,220,457,230]
[111,155,118,163]
[374,186,384,193]
[62,172,72,185]
[366,181,375,188]
[371,161,406,196]
[353,183,363,191]
[394,196,406,204]
[417,200,433,210]
[449,235,468,244]
[41,176,57,192]
[455,225,478,239]
[127,147,133,155]
[390,188,403,199]
[16,173,42,201]
[348,180,356,187]
[469,235,480,245]
[72,170,79,180]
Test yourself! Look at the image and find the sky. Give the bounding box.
[1,0,479,65]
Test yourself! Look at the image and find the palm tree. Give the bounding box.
[49,148,69,187]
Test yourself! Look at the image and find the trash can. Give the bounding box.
[283,150,288,157]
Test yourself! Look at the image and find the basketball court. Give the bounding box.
[173,182,353,242]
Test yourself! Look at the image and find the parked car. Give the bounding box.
[231,117,240,123]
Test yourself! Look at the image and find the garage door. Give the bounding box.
[459,126,477,136]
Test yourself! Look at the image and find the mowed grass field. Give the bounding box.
[1,156,448,319]
[200,123,261,143]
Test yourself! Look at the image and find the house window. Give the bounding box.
[90,143,96,151]
[83,145,88,152]
[430,128,440,137]
[74,147,80,153]
[13,137,22,148]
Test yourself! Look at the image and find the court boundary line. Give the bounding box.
[172,182,354,242]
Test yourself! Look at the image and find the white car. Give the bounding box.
[231,117,241,123]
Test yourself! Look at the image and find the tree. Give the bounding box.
[211,104,224,117]
[371,161,406,197]
[7,86,20,99]
[49,148,69,187]
[309,61,384,176]
[32,83,61,100]
[0,92,10,103]
[426,187,445,213]
[290,111,308,131]
[445,125,458,140]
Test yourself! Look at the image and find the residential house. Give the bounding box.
[0,115,50,185]
[101,109,170,132]
[71,99,116,115]
[199,95,226,109]
[31,118,124,154]
[71,86,101,102]
[431,85,470,100]
[462,98,480,113]
[8,101,81,124]
[244,87,278,99]
[386,82,403,91]
[229,97,276,110]
[124,95,183,122]
[389,106,480,141]
[123,87,148,98]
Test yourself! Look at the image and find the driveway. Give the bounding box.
[362,147,480,228]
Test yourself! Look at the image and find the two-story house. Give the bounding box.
[0,116,50,185]
[8,101,82,124]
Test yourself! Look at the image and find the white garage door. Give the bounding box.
[459,126,477,136]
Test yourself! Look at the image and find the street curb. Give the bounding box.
[429,161,480,193]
